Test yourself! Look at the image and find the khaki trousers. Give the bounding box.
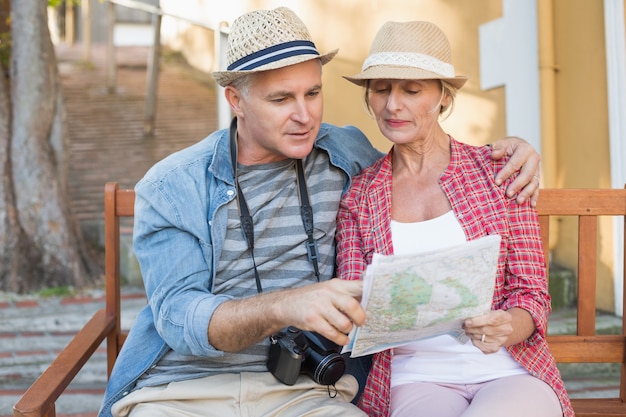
[112,372,365,417]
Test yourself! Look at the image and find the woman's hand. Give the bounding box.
[464,310,513,354]
[464,308,535,354]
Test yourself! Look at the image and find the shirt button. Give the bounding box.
[227,190,235,196]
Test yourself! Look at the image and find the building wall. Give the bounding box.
[554,0,610,191]
[552,0,613,311]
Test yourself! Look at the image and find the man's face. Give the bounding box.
[231,59,324,165]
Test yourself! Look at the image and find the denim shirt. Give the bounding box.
[98,123,381,417]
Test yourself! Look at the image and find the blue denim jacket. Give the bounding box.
[98,123,381,417]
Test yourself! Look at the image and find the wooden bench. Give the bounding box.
[13,182,135,417]
[12,183,626,417]
[539,187,626,416]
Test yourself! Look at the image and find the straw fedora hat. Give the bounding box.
[212,7,338,87]
[344,21,468,89]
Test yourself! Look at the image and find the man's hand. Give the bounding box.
[278,279,365,346]
[209,279,365,352]
[490,137,541,206]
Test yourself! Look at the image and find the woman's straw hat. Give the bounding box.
[344,21,468,89]
[212,7,338,87]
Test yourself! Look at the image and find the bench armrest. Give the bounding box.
[13,309,116,417]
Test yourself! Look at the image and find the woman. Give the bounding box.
[335,21,573,417]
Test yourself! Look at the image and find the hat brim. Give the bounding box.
[343,65,468,89]
[212,49,338,87]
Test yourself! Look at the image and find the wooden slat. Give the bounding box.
[547,335,626,362]
[577,215,598,336]
[118,333,128,349]
[104,182,122,377]
[570,398,626,416]
[112,187,134,364]
[537,189,626,215]
[115,188,135,216]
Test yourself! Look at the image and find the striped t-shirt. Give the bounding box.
[136,148,346,388]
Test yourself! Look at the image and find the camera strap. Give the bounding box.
[229,118,321,293]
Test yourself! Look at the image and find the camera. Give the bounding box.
[267,326,346,386]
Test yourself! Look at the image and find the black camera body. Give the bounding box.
[267,326,346,386]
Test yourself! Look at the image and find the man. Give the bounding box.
[100,7,541,417]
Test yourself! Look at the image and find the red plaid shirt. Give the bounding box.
[336,138,573,417]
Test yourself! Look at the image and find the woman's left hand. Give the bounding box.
[464,310,514,354]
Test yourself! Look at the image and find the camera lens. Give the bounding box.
[305,350,346,385]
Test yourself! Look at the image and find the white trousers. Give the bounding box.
[391,374,563,417]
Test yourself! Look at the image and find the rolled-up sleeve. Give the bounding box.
[133,178,232,357]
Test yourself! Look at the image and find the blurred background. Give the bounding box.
[51,0,624,314]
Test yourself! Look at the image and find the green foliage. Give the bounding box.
[0,2,8,71]
[38,286,76,298]
[0,31,9,70]
[0,1,84,69]
[49,0,82,7]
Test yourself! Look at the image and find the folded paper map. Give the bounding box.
[343,234,501,357]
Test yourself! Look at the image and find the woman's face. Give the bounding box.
[367,79,448,145]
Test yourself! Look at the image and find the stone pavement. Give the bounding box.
[0,288,146,417]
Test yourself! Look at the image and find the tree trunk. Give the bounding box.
[0,1,96,292]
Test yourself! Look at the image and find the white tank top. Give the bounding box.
[390,211,527,386]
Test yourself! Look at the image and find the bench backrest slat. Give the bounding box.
[104,182,135,377]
